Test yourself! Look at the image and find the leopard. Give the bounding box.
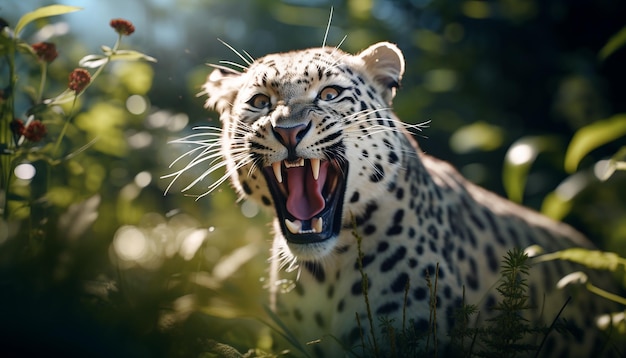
[188,41,623,357]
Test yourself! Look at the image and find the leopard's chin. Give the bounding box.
[262,158,347,248]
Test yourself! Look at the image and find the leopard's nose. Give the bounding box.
[272,122,311,152]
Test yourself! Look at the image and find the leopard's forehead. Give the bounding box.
[253,47,346,69]
[246,47,353,82]
[238,47,357,99]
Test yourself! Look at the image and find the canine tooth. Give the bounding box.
[285,219,302,234]
[312,217,323,233]
[310,158,320,180]
[272,162,282,183]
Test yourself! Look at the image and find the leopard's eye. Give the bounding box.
[318,86,342,101]
[247,94,271,109]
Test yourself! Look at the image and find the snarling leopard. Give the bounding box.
[193,41,622,356]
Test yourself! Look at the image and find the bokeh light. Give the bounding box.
[14,163,36,180]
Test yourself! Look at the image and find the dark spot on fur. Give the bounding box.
[381,246,407,272]
[386,225,403,236]
[389,151,399,164]
[393,209,404,223]
[396,187,404,200]
[485,245,499,273]
[303,261,325,283]
[414,287,427,301]
[356,254,376,269]
[391,272,409,293]
[241,181,252,195]
[351,277,370,296]
[469,213,485,230]
[428,240,438,253]
[415,318,429,332]
[427,224,439,239]
[376,302,400,315]
[261,195,271,206]
[466,258,479,290]
[369,163,385,183]
[354,201,379,226]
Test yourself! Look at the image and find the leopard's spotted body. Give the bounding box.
[199,42,620,356]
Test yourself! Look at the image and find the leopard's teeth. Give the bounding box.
[312,217,323,233]
[310,158,320,181]
[285,158,305,168]
[272,161,282,183]
[285,219,302,234]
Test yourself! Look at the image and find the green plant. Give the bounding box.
[352,220,440,358]
[478,248,541,357]
[446,250,565,358]
[353,216,381,357]
[0,5,155,227]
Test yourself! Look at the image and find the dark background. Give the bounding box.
[1,0,625,356]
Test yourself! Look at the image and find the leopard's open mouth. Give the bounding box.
[262,158,347,244]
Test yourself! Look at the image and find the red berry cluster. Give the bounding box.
[11,119,47,142]
[68,68,91,93]
[31,42,58,63]
[110,19,135,36]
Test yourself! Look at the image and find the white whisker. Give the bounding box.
[242,49,255,64]
[219,60,249,71]
[196,158,253,200]
[322,7,333,47]
[218,38,252,66]
[167,146,217,169]
[336,35,347,49]
[205,63,243,75]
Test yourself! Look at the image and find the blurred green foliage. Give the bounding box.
[1,0,625,356]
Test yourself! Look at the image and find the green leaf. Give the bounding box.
[449,121,504,154]
[537,248,626,272]
[564,114,626,173]
[540,191,573,221]
[599,26,626,61]
[502,136,560,203]
[46,88,77,105]
[15,5,82,37]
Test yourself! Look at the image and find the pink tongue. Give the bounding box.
[285,161,329,220]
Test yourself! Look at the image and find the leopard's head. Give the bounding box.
[201,42,406,261]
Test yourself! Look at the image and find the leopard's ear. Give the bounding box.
[202,67,243,115]
[358,42,405,103]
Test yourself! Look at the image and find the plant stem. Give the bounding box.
[586,282,626,305]
[52,96,77,157]
[52,49,112,158]
[37,62,48,103]
[50,33,124,158]
[1,39,18,219]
